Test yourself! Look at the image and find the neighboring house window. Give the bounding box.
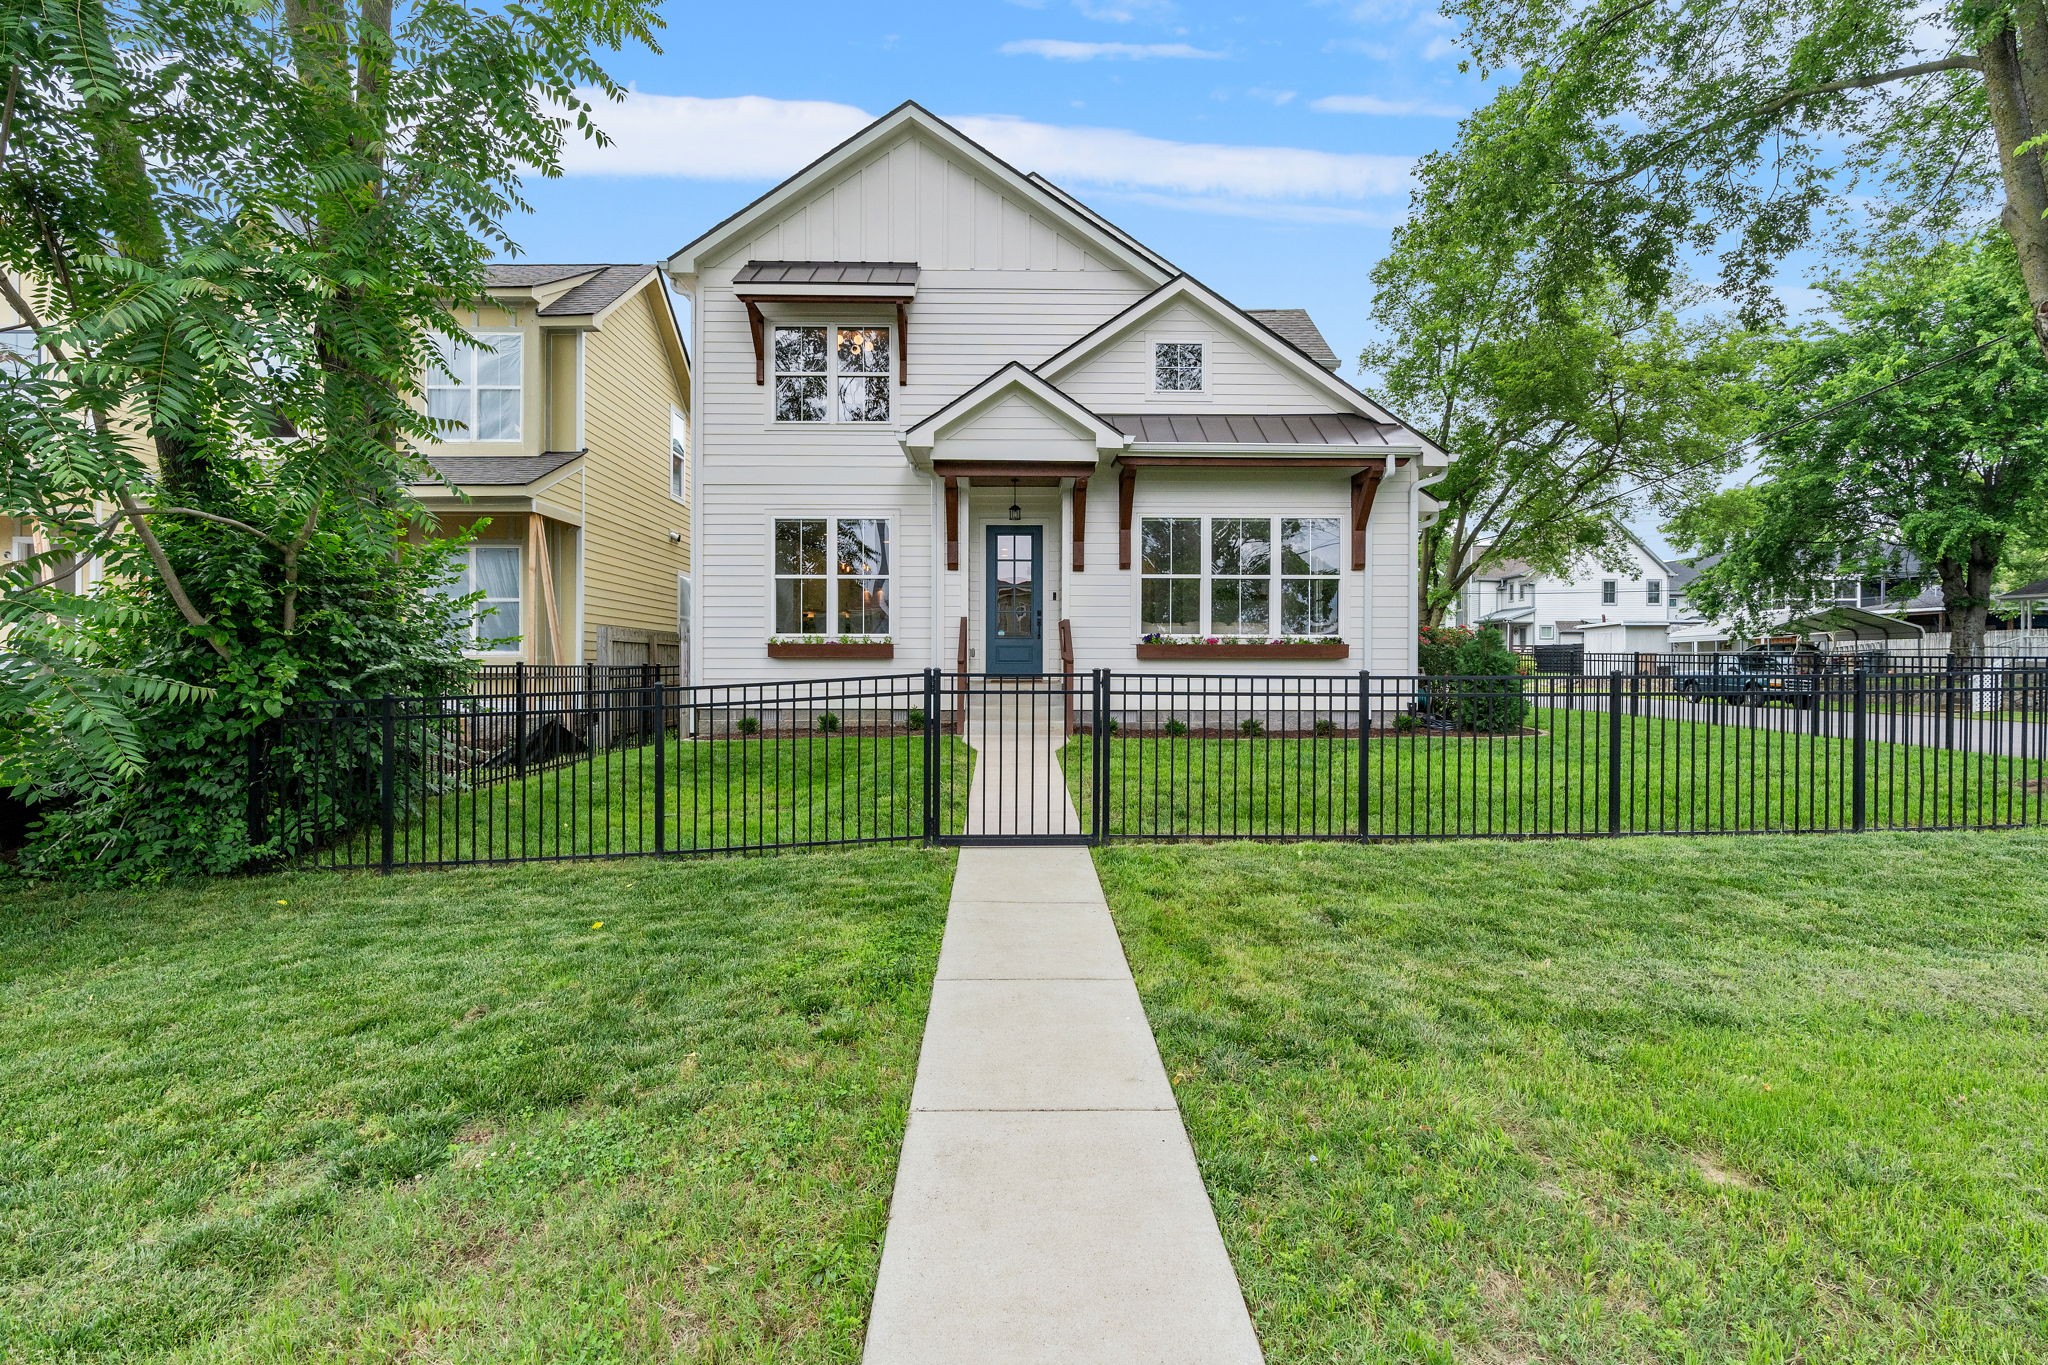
[428,331,521,441]
[773,325,891,423]
[1139,515,1341,637]
[1153,341,1204,392]
[1601,580,1617,605]
[1537,623,1556,642]
[1646,579,1662,604]
[0,325,39,368]
[773,516,891,636]
[669,406,689,504]
[439,545,522,653]
[1140,517,1202,635]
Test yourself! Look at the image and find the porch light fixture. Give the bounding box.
[1007,479,1022,522]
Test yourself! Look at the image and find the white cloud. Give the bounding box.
[1247,87,1299,105]
[559,92,1414,205]
[1074,0,1173,19]
[1101,191,1407,226]
[1310,93,1464,117]
[1001,38,1225,60]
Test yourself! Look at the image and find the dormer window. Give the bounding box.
[774,325,891,423]
[1153,341,1204,392]
[428,331,521,441]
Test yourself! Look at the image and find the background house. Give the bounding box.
[1456,529,1677,652]
[410,264,693,673]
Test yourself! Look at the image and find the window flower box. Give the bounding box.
[767,634,895,660]
[1136,635,1349,662]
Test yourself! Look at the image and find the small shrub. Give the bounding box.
[734,715,760,735]
[1238,716,1266,738]
[1450,627,1529,732]
[1162,717,1189,736]
[1394,711,1419,733]
[1313,717,1339,737]
[905,707,927,730]
[1418,624,1476,677]
[815,711,841,732]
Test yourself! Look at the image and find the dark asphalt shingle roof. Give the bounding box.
[1102,412,1402,446]
[735,260,921,287]
[1245,308,1340,370]
[480,263,651,316]
[419,450,583,487]
[2004,575,2048,600]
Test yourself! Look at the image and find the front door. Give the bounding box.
[985,526,1044,675]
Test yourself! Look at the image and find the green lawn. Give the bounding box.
[1096,833,2048,1363]
[299,735,973,868]
[1064,703,2046,839]
[0,850,955,1362]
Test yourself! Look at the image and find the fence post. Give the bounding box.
[652,681,667,855]
[1092,668,1111,843]
[1357,670,1371,842]
[245,723,269,849]
[1607,671,1624,835]
[378,693,396,875]
[922,668,941,844]
[1852,666,1868,832]
[514,660,528,779]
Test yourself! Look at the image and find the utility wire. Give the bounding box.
[1743,327,2026,450]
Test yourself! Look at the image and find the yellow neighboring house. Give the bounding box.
[413,263,693,673]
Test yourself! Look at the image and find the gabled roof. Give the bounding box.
[2004,575,2048,601]
[482,263,654,318]
[1245,309,1339,370]
[1035,275,1445,462]
[417,450,584,488]
[664,102,1173,286]
[901,362,1129,454]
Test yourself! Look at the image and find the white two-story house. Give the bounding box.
[663,103,1449,685]
[1457,526,1678,654]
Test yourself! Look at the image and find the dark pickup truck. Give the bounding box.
[1668,654,1818,708]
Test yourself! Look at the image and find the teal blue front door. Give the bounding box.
[985,526,1044,675]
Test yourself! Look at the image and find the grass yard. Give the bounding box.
[1096,832,2048,1363]
[302,735,973,868]
[1064,703,2046,839]
[0,849,955,1362]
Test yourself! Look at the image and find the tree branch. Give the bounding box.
[0,66,18,175]
[116,492,231,660]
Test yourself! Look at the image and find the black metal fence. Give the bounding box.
[1525,647,2048,679]
[252,666,2048,870]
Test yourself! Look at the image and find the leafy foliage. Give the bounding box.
[1682,232,2048,656]
[1450,627,1530,731]
[1418,624,1477,676]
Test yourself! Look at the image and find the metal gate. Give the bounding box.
[932,670,1100,845]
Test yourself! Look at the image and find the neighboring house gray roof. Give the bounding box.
[1102,412,1404,446]
[481,263,651,316]
[734,260,921,287]
[420,450,583,487]
[2003,575,2048,601]
[1481,559,1533,580]
[1245,309,1340,370]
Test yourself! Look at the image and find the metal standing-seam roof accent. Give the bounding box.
[734,260,921,288]
[1101,412,1404,446]
[1245,309,1341,370]
[419,450,584,487]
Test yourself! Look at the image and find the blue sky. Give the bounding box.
[509,0,1494,381]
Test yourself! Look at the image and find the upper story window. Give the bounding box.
[1646,578,1662,604]
[669,407,689,504]
[0,325,40,368]
[428,331,522,441]
[774,325,891,423]
[1153,341,1204,392]
[1600,579,1618,605]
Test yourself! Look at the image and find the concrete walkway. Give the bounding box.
[863,836,1264,1359]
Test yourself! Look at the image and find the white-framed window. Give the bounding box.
[428,331,522,441]
[1537,623,1556,642]
[668,406,689,504]
[1646,578,1662,604]
[1153,340,1204,392]
[772,325,891,424]
[1138,514,1342,637]
[437,545,523,653]
[1600,579,1618,605]
[772,516,891,636]
[0,325,39,368]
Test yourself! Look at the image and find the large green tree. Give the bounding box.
[1679,232,2048,656]
[0,0,659,871]
[1434,0,2048,356]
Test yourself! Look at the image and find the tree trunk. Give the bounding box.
[1937,552,1997,658]
[1980,18,2048,359]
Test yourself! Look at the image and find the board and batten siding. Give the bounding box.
[691,129,1156,682]
[579,284,692,663]
[1053,298,1340,415]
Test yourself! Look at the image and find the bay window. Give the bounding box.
[428,331,522,441]
[1139,515,1343,637]
[439,545,522,653]
[773,516,891,636]
[773,325,891,423]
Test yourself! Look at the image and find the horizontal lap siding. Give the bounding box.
[581,287,691,661]
[1055,299,1338,414]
